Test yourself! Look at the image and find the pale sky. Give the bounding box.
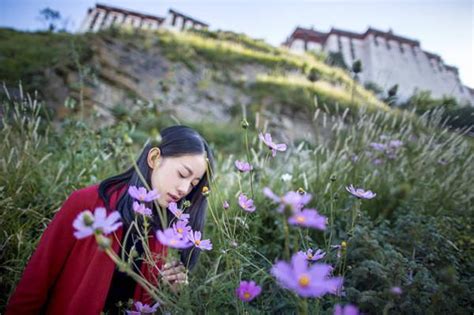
[1,0,473,87]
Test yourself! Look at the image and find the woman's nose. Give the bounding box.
[177,183,188,197]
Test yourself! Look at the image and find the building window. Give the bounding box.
[350,39,355,60]
[89,11,100,30]
[373,36,379,46]
[337,36,342,52]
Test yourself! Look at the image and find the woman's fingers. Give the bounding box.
[163,271,187,282]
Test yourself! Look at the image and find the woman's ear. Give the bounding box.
[147,147,161,169]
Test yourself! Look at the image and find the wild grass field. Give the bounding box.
[1,80,472,314]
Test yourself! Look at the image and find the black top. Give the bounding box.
[103,226,144,314]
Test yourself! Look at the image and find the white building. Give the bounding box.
[283,27,474,106]
[79,3,208,34]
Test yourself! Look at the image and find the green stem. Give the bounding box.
[283,218,291,260]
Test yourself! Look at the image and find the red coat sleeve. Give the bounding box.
[6,190,87,315]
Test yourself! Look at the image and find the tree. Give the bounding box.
[39,7,61,32]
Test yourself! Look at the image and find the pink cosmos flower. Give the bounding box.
[132,201,152,217]
[345,184,376,199]
[259,132,287,157]
[369,142,386,152]
[238,193,256,212]
[223,200,230,210]
[156,228,192,249]
[334,304,359,315]
[271,253,343,297]
[128,186,160,202]
[73,207,122,239]
[235,280,262,302]
[172,220,192,239]
[288,209,327,230]
[297,248,326,262]
[126,301,160,314]
[390,286,403,295]
[187,231,212,250]
[235,160,253,173]
[263,187,312,213]
[388,140,403,148]
[168,202,190,221]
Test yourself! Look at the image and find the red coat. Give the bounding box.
[6,184,168,315]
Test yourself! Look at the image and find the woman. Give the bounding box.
[6,125,215,315]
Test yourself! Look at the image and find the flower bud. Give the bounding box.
[123,133,133,146]
[182,200,192,209]
[96,235,112,250]
[241,119,249,129]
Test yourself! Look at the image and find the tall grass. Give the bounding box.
[1,82,472,313]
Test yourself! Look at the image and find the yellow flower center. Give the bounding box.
[243,292,251,299]
[202,186,209,193]
[195,240,201,246]
[307,253,313,259]
[298,274,310,287]
[177,228,183,233]
[296,215,306,223]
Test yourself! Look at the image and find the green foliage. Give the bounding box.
[0,28,91,93]
[326,52,349,70]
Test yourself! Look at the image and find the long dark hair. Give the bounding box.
[98,125,215,270]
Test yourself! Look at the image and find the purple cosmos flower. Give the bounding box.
[369,142,386,152]
[259,132,287,157]
[187,231,212,250]
[263,187,312,213]
[297,248,326,262]
[235,280,262,302]
[271,253,343,298]
[132,201,152,217]
[288,209,327,230]
[372,158,384,165]
[168,202,190,221]
[388,140,403,148]
[156,228,192,249]
[223,200,230,210]
[126,301,160,314]
[172,220,192,239]
[238,193,256,212]
[390,286,403,295]
[334,304,359,315]
[235,160,253,173]
[73,207,122,239]
[345,184,376,199]
[128,186,160,202]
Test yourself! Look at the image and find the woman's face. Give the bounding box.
[147,148,207,208]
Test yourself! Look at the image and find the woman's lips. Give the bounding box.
[167,193,179,202]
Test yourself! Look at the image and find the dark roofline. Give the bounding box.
[445,65,459,74]
[286,26,421,47]
[95,3,165,22]
[168,8,209,27]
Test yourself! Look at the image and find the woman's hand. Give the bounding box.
[161,260,188,293]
